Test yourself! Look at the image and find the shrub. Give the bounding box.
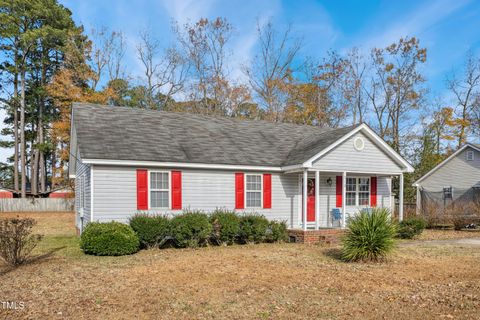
[342,208,396,262]
[80,222,139,256]
[129,214,171,248]
[449,202,480,230]
[397,217,427,239]
[209,209,240,245]
[170,211,212,248]
[0,218,43,266]
[238,214,269,244]
[266,221,288,243]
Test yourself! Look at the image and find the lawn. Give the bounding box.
[1,212,480,320]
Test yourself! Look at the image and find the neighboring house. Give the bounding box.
[49,189,74,198]
[413,143,480,212]
[0,187,13,199]
[69,103,413,234]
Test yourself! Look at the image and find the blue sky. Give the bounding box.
[1,0,480,162]
[60,0,480,95]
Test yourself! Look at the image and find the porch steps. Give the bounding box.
[288,229,345,245]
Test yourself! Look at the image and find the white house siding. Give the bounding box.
[74,153,91,229]
[91,166,300,227]
[311,132,404,174]
[419,146,480,192]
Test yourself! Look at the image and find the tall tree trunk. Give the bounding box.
[20,68,26,198]
[13,70,19,192]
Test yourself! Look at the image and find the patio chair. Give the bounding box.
[331,208,342,227]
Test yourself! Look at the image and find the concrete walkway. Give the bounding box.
[400,237,480,247]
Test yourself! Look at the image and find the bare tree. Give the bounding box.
[136,30,188,110]
[446,51,480,147]
[365,37,427,152]
[243,20,302,122]
[174,17,234,115]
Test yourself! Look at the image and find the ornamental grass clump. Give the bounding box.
[342,208,396,262]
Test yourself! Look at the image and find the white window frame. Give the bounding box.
[466,150,474,161]
[345,176,370,207]
[148,170,171,209]
[78,174,85,209]
[245,173,263,208]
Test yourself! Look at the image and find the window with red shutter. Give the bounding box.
[136,169,148,210]
[171,171,182,210]
[263,173,271,209]
[370,177,377,207]
[235,173,244,209]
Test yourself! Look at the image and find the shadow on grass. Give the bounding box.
[0,246,66,277]
[323,247,344,261]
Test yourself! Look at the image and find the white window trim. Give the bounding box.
[78,174,85,210]
[345,176,371,207]
[245,173,263,209]
[148,170,171,210]
[466,150,474,161]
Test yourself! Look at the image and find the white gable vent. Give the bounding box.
[353,137,365,151]
[466,150,474,161]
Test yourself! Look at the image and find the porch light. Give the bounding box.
[326,177,332,186]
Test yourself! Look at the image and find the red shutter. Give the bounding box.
[235,173,244,209]
[336,176,342,208]
[136,169,148,210]
[171,171,182,210]
[370,177,377,207]
[263,173,272,209]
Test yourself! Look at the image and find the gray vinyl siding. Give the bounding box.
[89,165,392,228]
[74,152,91,229]
[311,132,404,174]
[419,146,480,192]
[92,166,300,227]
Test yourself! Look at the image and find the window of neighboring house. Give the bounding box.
[150,171,170,208]
[466,150,474,161]
[346,177,370,206]
[246,174,262,208]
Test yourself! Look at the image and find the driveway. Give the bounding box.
[401,237,480,247]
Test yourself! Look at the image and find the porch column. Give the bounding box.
[342,171,347,228]
[399,174,404,221]
[302,169,308,231]
[315,170,320,230]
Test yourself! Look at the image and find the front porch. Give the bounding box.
[290,169,405,231]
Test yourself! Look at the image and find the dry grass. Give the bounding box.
[1,213,480,319]
[418,229,480,241]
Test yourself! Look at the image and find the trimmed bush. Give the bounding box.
[80,222,139,256]
[0,218,43,266]
[397,217,426,239]
[170,211,212,248]
[265,220,288,243]
[210,209,240,245]
[129,214,171,248]
[238,214,269,244]
[342,208,396,262]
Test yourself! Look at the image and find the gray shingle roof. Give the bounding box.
[72,103,359,167]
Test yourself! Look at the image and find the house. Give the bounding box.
[0,187,13,199]
[413,143,480,213]
[69,103,413,236]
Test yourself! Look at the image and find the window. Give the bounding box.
[150,171,169,208]
[345,177,370,206]
[246,174,262,208]
[466,150,474,161]
[346,178,356,206]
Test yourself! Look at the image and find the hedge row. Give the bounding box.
[80,210,288,255]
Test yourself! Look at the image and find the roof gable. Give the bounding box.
[414,143,480,186]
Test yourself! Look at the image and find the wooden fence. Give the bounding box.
[0,198,75,212]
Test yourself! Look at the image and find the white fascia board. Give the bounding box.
[303,124,415,173]
[413,144,480,185]
[82,159,285,172]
